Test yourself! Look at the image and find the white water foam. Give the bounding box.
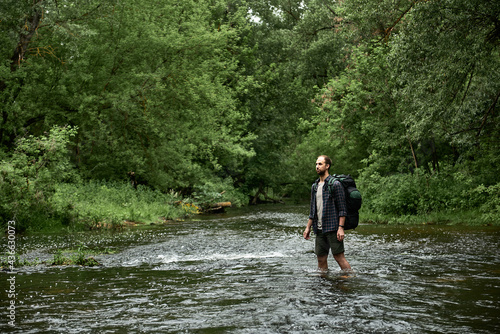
[156,251,288,264]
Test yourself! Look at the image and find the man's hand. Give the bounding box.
[337,216,346,241]
[303,226,311,240]
[337,227,345,242]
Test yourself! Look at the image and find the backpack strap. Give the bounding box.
[314,176,338,196]
[326,175,338,197]
[326,176,338,210]
[312,178,320,192]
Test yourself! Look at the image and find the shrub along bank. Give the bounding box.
[3,172,499,233]
[1,127,497,232]
[0,126,247,232]
[50,181,200,231]
[357,167,500,226]
[2,180,200,233]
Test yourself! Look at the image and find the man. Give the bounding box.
[303,155,351,272]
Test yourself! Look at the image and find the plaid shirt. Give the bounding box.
[309,175,347,233]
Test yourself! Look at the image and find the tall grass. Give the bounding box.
[50,180,198,230]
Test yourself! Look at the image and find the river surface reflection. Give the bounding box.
[2,204,500,333]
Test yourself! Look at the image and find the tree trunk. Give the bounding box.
[0,1,44,146]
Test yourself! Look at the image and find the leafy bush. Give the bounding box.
[470,183,500,224]
[0,126,77,231]
[52,249,69,266]
[192,177,247,210]
[50,180,195,229]
[358,166,500,224]
[0,122,204,232]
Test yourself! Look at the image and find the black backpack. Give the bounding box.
[314,174,362,230]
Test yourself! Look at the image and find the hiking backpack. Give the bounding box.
[314,174,362,230]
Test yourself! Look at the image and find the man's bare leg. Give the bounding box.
[317,255,329,271]
[333,252,351,271]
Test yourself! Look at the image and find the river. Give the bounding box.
[2,204,500,333]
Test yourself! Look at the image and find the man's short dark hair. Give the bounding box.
[318,155,332,170]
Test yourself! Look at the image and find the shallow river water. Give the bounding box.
[2,204,500,333]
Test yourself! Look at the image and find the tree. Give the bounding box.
[300,0,500,180]
[0,0,256,194]
[240,0,351,201]
[387,0,500,181]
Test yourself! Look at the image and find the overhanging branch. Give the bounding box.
[477,89,500,137]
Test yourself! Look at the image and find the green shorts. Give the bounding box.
[315,230,345,256]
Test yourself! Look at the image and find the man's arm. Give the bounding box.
[305,183,316,240]
[303,218,313,240]
[337,216,345,241]
[332,180,347,217]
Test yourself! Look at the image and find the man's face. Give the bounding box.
[316,157,329,176]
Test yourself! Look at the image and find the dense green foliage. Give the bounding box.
[1,0,498,231]
[293,0,500,222]
[51,181,200,228]
[0,126,78,231]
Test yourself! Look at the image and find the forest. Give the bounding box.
[1,0,499,232]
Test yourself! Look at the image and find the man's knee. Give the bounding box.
[333,252,346,262]
[317,255,328,268]
[333,252,351,270]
